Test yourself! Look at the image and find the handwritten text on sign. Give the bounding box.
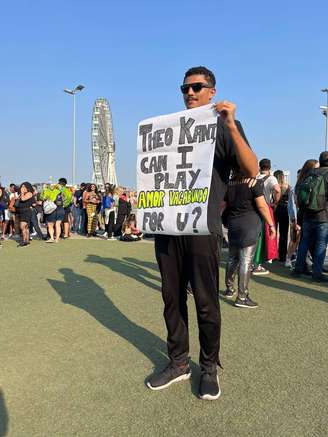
[137,104,218,235]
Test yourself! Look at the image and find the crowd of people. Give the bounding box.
[0,178,142,248]
[1,154,328,284]
[221,152,328,309]
[2,67,327,405]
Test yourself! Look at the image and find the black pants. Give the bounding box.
[114,214,126,236]
[274,205,289,262]
[155,234,221,373]
[106,211,115,237]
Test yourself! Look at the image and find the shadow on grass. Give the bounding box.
[48,268,168,369]
[0,390,8,437]
[85,254,161,293]
[49,268,202,397]
[218,294,236,307]
[123,257,159,273]
[251,265,328,304]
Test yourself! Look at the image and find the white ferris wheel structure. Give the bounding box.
[91,98,118,189]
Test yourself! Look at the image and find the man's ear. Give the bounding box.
[209,87,216,100]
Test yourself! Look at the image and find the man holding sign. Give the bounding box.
[140,66,258,400]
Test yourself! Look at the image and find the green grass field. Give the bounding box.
[0,239,327,436]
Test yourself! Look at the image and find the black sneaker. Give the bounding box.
[199,371,221,400]
[235,296,258,308]
[292,268,312,277]
[146,363,191,390]
[222,289,235,298]
[291,269,302,277]
[17,242,28,248]
[312,275,328,283]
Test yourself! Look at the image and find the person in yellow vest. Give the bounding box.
[41,184,64,243]
[57,178,73,238]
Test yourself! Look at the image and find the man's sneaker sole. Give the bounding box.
[222,292,235,299]
[146,371,191,391]
[235,301,258,308]
[199,375,221,401]
[252,271,269,276]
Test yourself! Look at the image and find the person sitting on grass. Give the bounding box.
[128,214,143,239]
[120,215,142,242]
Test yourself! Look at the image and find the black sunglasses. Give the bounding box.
[180,82,213,94]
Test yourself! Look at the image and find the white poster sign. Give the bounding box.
[137,104,218,235]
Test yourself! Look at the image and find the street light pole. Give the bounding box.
[73,92,76,186]
[321,88,328,152]
[63,84,85,185]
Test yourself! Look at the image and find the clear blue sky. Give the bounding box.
[0,0,327,187]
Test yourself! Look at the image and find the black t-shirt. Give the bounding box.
[118,198,131,216]
[74,189,84,209]
[207,117,250,235]
[224,179,263,247]
[0,192,9,210]
[17,195,35,212]
[225,179,263,218]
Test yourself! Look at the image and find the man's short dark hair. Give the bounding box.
[259,159,271,171]
[184,66,216,87]
[10,183,18,192]
[273,170,284,179]
[319,151,328,167]
[58,178,67,185]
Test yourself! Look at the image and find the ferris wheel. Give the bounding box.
[91,98,118,189]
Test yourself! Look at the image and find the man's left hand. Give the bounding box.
[214,101,236,130]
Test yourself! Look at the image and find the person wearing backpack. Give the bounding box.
[294,152,328,282]
[57,178,72,239]
[41,184,64,243]
[287,160,319,270]
[252,159,280,275]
